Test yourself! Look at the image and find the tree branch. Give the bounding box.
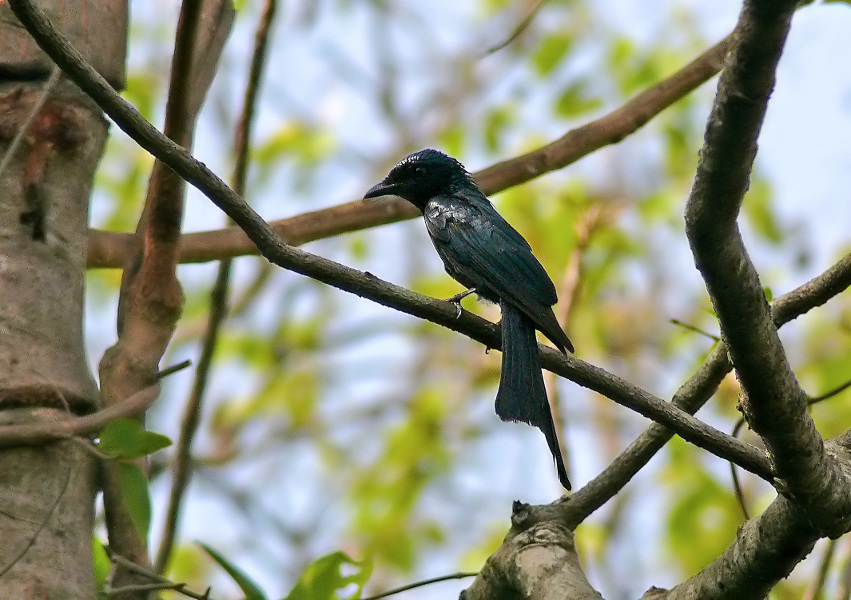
[540,344,773,479]
[683,0,845,513]
[474,35,731,195]
[85,33,734,269]
[154,0,275,574]
[666,437,851,600]
[87,1,233,596]
[0,386,160,448]
[482,0,546,56]
[6,0,775,479]
[462,501,603,600]
[664,498,816,598]
[565,251,851,525]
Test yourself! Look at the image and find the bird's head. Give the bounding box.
[363,149,478,210]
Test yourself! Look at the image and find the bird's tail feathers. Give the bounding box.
[495,302,571,490]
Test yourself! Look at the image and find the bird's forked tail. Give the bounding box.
[495,301,571,490]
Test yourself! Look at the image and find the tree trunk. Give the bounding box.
[0,1,127,597]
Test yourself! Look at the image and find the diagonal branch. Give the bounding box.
[683,0,845,512]
[564,251,851,525]
[540,344,772,479]
[474,35,731,194]
[667,435,851,600]
[7,0,773,480]
[85,33,734,269]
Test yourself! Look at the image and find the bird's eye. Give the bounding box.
[414,167,425,176]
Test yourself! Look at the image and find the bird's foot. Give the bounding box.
[447,287,477,303]
[446,288,476,318]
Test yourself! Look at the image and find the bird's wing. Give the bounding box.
[424,195,558,313]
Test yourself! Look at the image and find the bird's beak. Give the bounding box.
[363,180,399,200]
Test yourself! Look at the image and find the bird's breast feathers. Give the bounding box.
[423,198,491,241]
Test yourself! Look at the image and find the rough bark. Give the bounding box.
[462,502,604,600]
[0,1,127,598]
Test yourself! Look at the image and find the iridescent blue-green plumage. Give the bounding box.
[365,149,574,490]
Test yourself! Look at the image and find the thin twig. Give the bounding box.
[154,0,278,573]
[107,581,186,594]
[361,572,478,600]
[108,553,218,600]
[231,0,276,198]
[670,318,721,342]
[158,359,193,379]
[483,0,546,56]
[730,418,751,521]
[0,385,160,448]
[111,554,172,583]
[810,378,851,404]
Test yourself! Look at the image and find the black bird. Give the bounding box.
[364,149,574,490]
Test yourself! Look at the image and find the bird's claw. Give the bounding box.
[446,297,463,319]
[446,288,476,319]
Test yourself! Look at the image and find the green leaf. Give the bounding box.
[98,418,172,459]
[115,462,152,540]
[662,438,742,575]
[92,537,111,592]
[283,551,372,600]
[554,81,602,118]
[200,543,267,600]
[483,106,515,152]
[252,122,335,167]
[436,124,465,158]
[532,32,573,76]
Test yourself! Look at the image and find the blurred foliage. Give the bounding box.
[82,0,849,598]
[662,438,742,575]
[161,543,215,599]
[348,387,452,570]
